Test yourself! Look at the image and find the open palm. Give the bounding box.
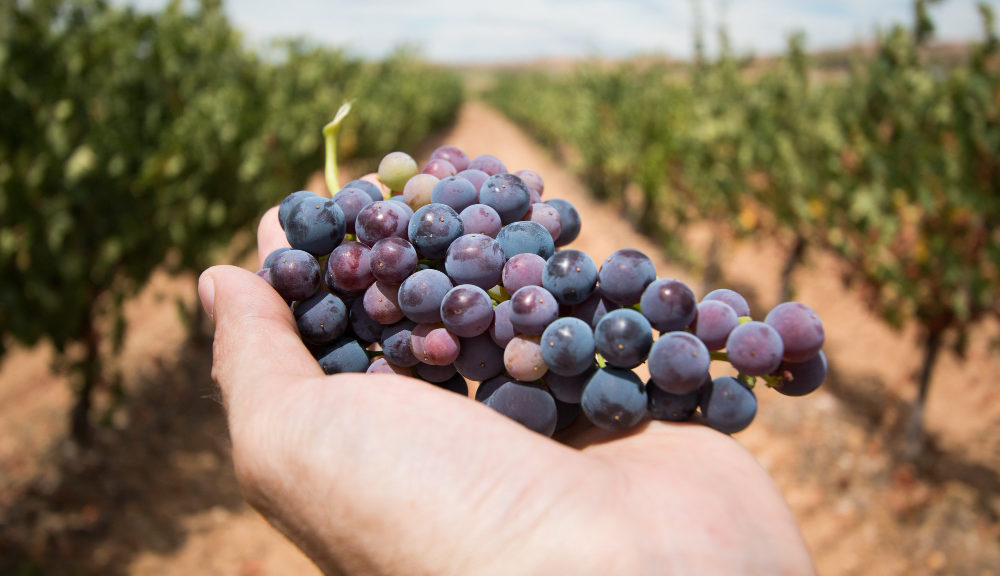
[196,208,814,575]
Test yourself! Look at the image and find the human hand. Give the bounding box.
[196,206,815,575]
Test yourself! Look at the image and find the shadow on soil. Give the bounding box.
[0,330,243,576]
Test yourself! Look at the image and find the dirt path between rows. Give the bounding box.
[1,101,998,575]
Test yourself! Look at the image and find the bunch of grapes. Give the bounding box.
[260,145,827,439]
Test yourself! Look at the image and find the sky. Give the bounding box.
[118,0,997,63]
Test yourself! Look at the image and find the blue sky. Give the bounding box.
[118,0,997,63]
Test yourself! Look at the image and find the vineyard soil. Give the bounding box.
[1,102,998,575]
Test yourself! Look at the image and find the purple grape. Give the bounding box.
[316,336,369,374]
[545,363,596,404]
[490,300,515,347]
[648,332,710,394]
[398,269,453,323]
[496,221,555,261]
[355,200,411,247]
[479,173,531,224]
[554,398,580,432]
[524,203,561,243]
[332,187,373,235]
[270,249,322,302]
[540,317,595,376]
[542,249,597,305]
[544,198,581,246]
[565,286,616,328]
[408,203,464,260]
[703,288,750,318]
[725,321,784,376]
[380,319,420,367]
[431,176,478,213]
[363,281,404,324]
[640,278,697,332]
[440,284,494,338]
[700,376,757,434]
[349,297,382,344]
[430,145,470,172]
[509,285,560,336]
[502,253,546,294]
[514,168,544,195]
[598,249,657,306]
[484,381,557,437]
[369,237,418,285]
[344,179,385,203]
[326,241,374,295]
[416,361,458,383]
[456,168,489,192]
[692,300,739,351]
[647,376,704,422]
[581,367,647,431]
[294,291,348,346]
[434,372,470,396]
[284,197,347,256]
[469,154,508,176]
[764,302,825,363]
[444,233,505,290]
[459,204,503,238]
[771,350,827,396]
[594,308,653,369]
[422,158,457,179]
[454,333,505,381]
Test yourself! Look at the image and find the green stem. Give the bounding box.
[737,373,756,389]
[323,101,353,194]
[488,285,511,304]
[710,350,729,362]
[595,353,607,369]
[760,374,783,389]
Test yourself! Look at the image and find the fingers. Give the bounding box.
[257,206,290,269]
[198,264,321,409]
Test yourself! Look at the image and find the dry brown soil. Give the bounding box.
[1,102,998,575]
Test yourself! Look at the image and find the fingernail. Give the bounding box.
[198,273,216,321]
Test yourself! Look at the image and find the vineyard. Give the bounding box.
[487,3,1000,452]
[2,0,1000,574]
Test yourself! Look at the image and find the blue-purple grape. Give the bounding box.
[434,372,470,396]
[475,374,511,402]
[284,197,347,256]
[454,333,505,381]
[545,363,596,404]
[692,300,739,351]
[594,308,653,369]
[380,320,420,367]
[540,317,595,377]
[431,176,479,213]
[444,234,505,290]
[294,291,348,346]
[502,253,546,294]
[725,321,784,376]
[369,237,419,285]
[764,302,825,363]
[700,376,757,434]
[581,367,647,431]
[565,286,615,328]
[398,269,453,323]
[344,179,385,203]
[496,221,555,261]
[408,203,464,260]
[544,198,581,246]
[459,204,503,238]
[509,285,559,335]
[416,361,458,383]
[440,284,494,337]
[648,332,710,394]
[430,145,470,172]
[363,281,404,325]
[542,249,597,305]
[316,336,370,374]
[490,300,515,347]
[514,169,544,195]
[262,247,291,270]
[702,288,750,318]
[278,190,320,230]
[484,381,557,437]
[349,297,382,344]
[270,249,322,302]
[469,154,508,176]
[524,203,561,243]
[640,278,697,332]
[771,350,826,397]
[479,173,531,224]
[554,398,580,432]
[647,376,704,422]
[456,168,489,192]
[598,249,656,306]
[332,187,373,235]
[355,200,411,247]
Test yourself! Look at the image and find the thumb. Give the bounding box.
[198,264,322,410]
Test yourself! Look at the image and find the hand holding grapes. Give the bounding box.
[195,207,815,575]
